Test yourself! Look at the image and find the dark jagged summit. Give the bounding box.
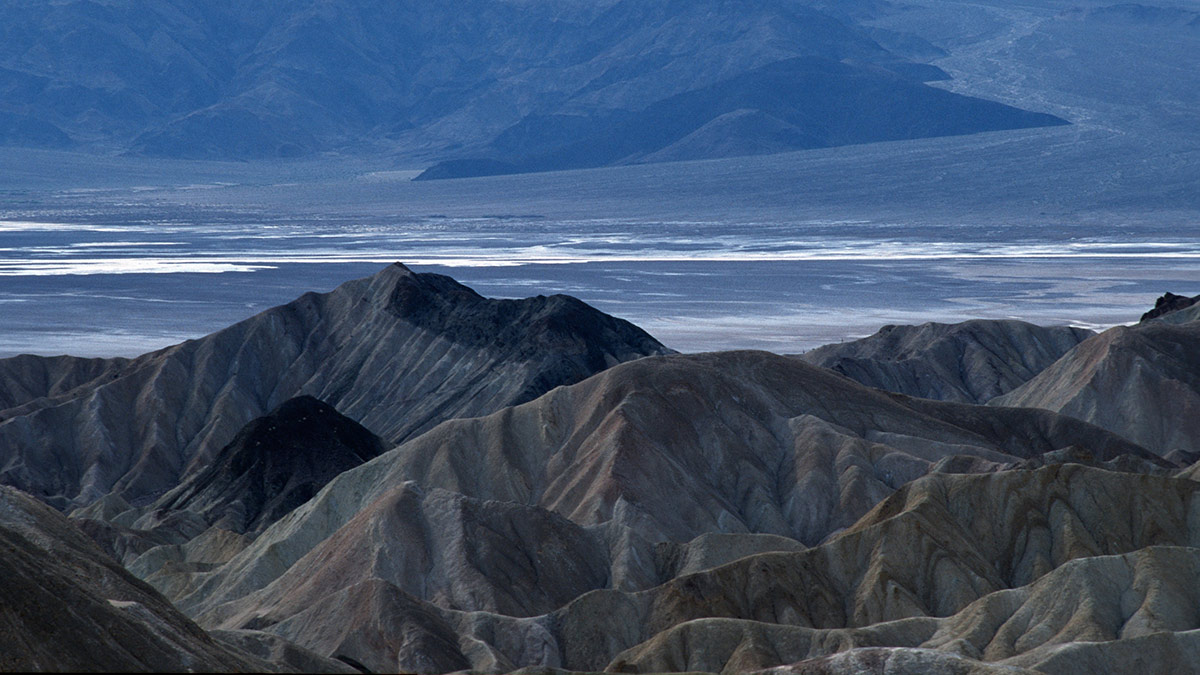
[0,262,670,510]
[386,262,665,358]
[1140,291,1200,322]
[386,265,670,404]
[146,396,387,537]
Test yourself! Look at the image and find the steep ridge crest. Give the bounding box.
[799,320,1094,403]
[992,318,1200,456]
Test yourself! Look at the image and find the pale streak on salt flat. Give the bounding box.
[2,247,1200,276]
[2,219,1197,299]
[0,262,274,275]
[0,220,193,233]
[66,241,183,248]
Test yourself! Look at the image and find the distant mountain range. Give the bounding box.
[0,0,1066,175]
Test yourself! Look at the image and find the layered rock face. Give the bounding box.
[551,465,1200,671]
[165,464,1200,675]
[0,263,669,509]
[799,320,1094,403]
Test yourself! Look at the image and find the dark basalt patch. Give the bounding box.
[151,396,387,536]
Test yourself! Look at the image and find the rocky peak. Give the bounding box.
[1140,291,1200,322]
[0,263,670,509]
[384,262,667,360]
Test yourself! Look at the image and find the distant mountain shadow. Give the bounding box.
[417,56,1068,179]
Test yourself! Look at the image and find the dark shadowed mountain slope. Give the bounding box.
[174,350,1155,624]
[0,0,1064,169]
[0,484,328,672]
[0,263,668,509]
[143,396,387,537]
[800,319,1094,403]
[992,318,1200,456]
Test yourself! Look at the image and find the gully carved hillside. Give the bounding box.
[0,267,1196,674]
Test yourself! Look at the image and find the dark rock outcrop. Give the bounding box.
[1140,291,1200,322]
[143,396,388,536]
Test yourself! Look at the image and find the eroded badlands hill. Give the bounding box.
[0,263,668,510]
[168,465,1200,674]
[993,317,1200,456]
[103,349,1160,673]
[799,320,1094,403]
[4,268,1197,675]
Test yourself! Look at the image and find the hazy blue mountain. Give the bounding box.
[1070,3,1200,28]
[420,56,1065,178]
[0,0,1064,170]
